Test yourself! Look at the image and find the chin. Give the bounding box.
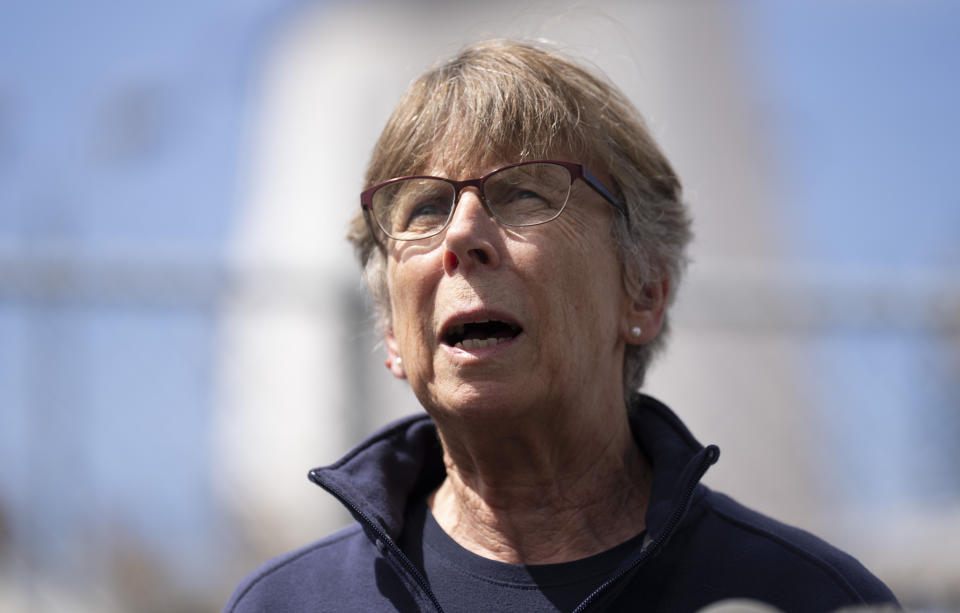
[425,382,538,424]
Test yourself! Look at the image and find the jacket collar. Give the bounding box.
[628,393,720,544]
[309,393,719,545]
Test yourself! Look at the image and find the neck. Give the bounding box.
[427,398,651,565]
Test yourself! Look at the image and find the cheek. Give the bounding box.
[539,214,622,292]
[533,223,626,332]
[387,267,416,335]
[386,255,438,351]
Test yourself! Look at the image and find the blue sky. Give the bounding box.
[741,1,960,267]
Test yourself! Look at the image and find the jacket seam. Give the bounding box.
[226,526,361,611]
[703,499,868,603]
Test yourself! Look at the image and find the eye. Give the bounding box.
[410,201,440,217]
[510,188,545,201]
[496,185,557,211]
[495,184,548,205]
[400,195,451,230]
[486,173,563,211]
[481,163,572,225]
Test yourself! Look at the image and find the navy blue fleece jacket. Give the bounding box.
[225,394,898,612]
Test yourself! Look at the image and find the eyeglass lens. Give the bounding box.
[370,162,573,240]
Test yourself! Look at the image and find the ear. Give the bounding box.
[384,331,406,379]
[622,276,670,345]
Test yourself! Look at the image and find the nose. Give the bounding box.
[441,188,501,274]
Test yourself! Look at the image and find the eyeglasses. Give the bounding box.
[360,160,627,241]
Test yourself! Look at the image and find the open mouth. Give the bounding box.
[441,319,523,350]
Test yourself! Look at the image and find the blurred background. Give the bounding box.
[1,0,958,611]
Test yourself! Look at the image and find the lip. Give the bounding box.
[438,308,525,357]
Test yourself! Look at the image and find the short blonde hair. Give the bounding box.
[347,39,691,390]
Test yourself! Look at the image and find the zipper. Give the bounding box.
[309,470,446,613]
[571,444,720,613]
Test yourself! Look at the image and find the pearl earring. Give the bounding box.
[630,326,642,338]
[395,357,403,367]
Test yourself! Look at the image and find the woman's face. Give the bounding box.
[384,158,643,421]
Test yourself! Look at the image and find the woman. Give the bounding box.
[227,40,897,612]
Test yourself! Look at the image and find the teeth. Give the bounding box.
[455,337,508,350]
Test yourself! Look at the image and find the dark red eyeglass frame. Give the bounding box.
[360,160,627,241]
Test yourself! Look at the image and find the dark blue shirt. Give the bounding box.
[399,499,648,612]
